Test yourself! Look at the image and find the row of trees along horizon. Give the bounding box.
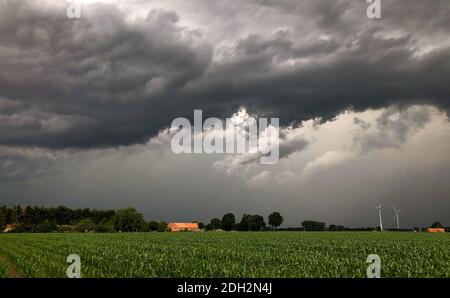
[0,205,448,233]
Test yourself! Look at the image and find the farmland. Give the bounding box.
[0,262,7,278]
[0,232,449,278]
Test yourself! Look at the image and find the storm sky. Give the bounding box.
[0,0,449,227]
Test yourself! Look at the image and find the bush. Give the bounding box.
[95,220,114,233]
[32,220,57,233]
[301,220,326,231]
[77,219,95,232]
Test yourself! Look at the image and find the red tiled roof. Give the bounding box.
[427,228,445,233]
[168,223,199,230]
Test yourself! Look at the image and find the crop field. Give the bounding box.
[0,232,449,278]
[0,263,7,278]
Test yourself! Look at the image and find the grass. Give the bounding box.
[0,263,7,278]
[0,232,449,278]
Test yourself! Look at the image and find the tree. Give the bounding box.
[140,221,150,232]
[268,212,283,230]
[111,208,146,232]
[32,220,57,233]
[0,205,148,233]
[329,224,345,231]
[237,214,266,231]
[148,221,160,232]
[95,219,114,233]
[209,218,221,230]
[250,215,266,231]
[157,221,168,232]
[55,206,75,225]
[431,221,444,228]
[301,220,326,231]
[77,219,95,232]
[22,206,33,225]
[11,205,22,223]
[0,210,5,230]
[0,206,10,228]
[237,214,251,231]
[221,213,236,231]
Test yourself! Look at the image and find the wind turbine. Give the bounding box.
[392,206,402,230]
[375,204,383,231]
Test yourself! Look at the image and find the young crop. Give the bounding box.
[0,232,449,278]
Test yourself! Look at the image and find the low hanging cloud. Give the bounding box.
[211,105,440,180]
[1,105,449,227]
[354,105,433,151]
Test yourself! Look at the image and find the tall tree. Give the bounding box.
[209,218,221,230]
[268,212,283,231]
[250,215,266,231]
[431,221,444,228]
[111,208,146,232]
[221,213,236,231]
[237,214,252,231]
[0,210,5,230]
[237,214,266,231]
[11,205,22,223]
[148,221,160,231]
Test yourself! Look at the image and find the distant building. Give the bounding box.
[3,224,16,233]
[426,228,446,233]
[167,222,199,232]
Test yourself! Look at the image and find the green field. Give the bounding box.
[0,263,7,278]
[0,232,449,278]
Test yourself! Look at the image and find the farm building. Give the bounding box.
[3,224,16,233]
[167,222,199,232]
[426,228,445,233]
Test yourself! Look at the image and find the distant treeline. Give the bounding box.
[0,205,166,233]
[0,205,448,233]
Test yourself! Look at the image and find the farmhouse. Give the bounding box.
[3,224,16,233]
[167,222,199,232]
[426,228,445,233]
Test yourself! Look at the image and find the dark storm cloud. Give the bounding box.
[0,0,449,150]
[0,1,212,148]
[234,31,340,61]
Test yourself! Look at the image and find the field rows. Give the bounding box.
[0,232,449,278]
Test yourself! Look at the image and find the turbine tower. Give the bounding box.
[392,206,402,230]
[375,204,383,231]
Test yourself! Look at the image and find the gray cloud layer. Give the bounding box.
[1,1,449,227]
[1,106,449,227]
[0,0,449,149]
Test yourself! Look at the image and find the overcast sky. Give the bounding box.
[0,0,449,227]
